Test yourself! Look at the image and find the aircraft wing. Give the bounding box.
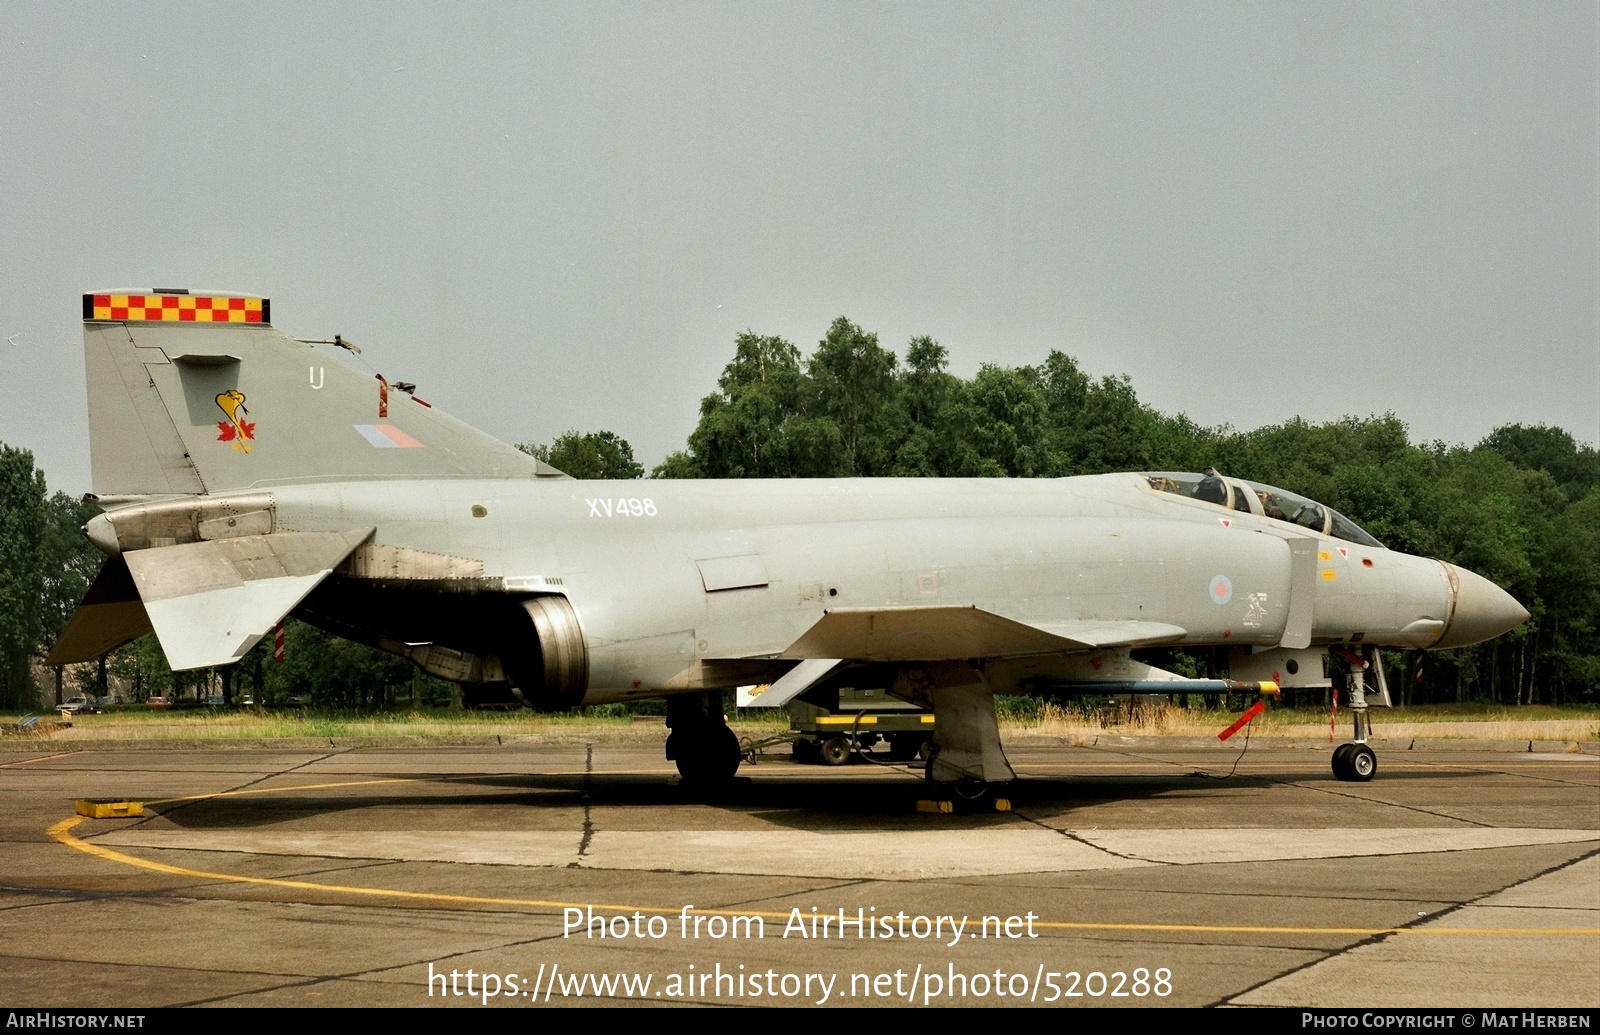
[779,606,1186,663]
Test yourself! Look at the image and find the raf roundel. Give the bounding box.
[1209,574,1234,605]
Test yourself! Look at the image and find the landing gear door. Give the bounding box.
[1365,646,1393,708]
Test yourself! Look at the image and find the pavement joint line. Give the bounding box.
[169,929,582,1009]
[1011,807,1155,863]
[1256,768,1499,828]
[574,745,595,863]
[110,858,418,906]
[1215,844,1600,1007]
[0,949,311,983]
[1399,758,1600,789]
[45,813,1600,938]
[713,879,873,913]
[139,747,353,820]
[1078,745,1277,784]
[305,927,605,1001]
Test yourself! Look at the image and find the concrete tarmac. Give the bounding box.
[1,738,1595,1008]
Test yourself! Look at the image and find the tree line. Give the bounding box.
[550,316,1600,706]
[3,316,1595,708]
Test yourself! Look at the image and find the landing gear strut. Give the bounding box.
[665,691,741,783]
[893,661,1014,807]
[1330,646,1387,782]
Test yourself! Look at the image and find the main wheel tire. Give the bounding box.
[952,776,992,802]
[922,776,994,806]
[675,724,742,782]
[1331,743,1354,780]
[819,736,853,766]
[1348,744,1377,782]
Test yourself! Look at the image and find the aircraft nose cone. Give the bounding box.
[1435,564,1530,648]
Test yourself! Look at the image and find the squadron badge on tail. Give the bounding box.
[215,389,254,452]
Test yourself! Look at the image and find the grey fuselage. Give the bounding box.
[268,471,1460,705]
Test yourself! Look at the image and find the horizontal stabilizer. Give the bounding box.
[44,556,153,666]
[781,606,1183,662]
[125,528,374,671]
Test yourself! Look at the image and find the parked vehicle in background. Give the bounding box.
[144,696,172,708]
[788,686,934,765]
[58,696,98,714]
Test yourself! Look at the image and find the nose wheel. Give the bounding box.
[1331,742,1377,782]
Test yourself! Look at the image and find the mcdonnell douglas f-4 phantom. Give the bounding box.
[50,291,1530,795]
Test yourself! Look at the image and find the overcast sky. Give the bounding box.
[2,2,1594,494]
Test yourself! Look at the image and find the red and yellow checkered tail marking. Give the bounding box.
[83,294,269,324]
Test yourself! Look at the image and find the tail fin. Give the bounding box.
[83,289,561,497]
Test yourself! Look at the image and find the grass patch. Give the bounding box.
[5,702,1593,743]
[1003,701,1599,742]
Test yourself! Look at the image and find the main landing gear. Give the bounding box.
[892,661,1015,811]
[1330,645,1388,783]
[665,691,742,783]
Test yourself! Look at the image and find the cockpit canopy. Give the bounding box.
[1143,472,1383,548]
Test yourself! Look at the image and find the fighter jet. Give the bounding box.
[50,291,1530,795]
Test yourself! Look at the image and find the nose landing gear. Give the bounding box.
[1330,645,1388,782]
[1331,742,1377,782]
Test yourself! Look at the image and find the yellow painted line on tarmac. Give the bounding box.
[49,814,666,914]
[0,751,76,768]
[147,776,421,806]
[143,770,675,807]
[46,813,1600,939]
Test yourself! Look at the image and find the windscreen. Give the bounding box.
[1244,481,1383,547]
[1144,473,1383,547]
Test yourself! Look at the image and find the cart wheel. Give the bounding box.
[820,736,853,766]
